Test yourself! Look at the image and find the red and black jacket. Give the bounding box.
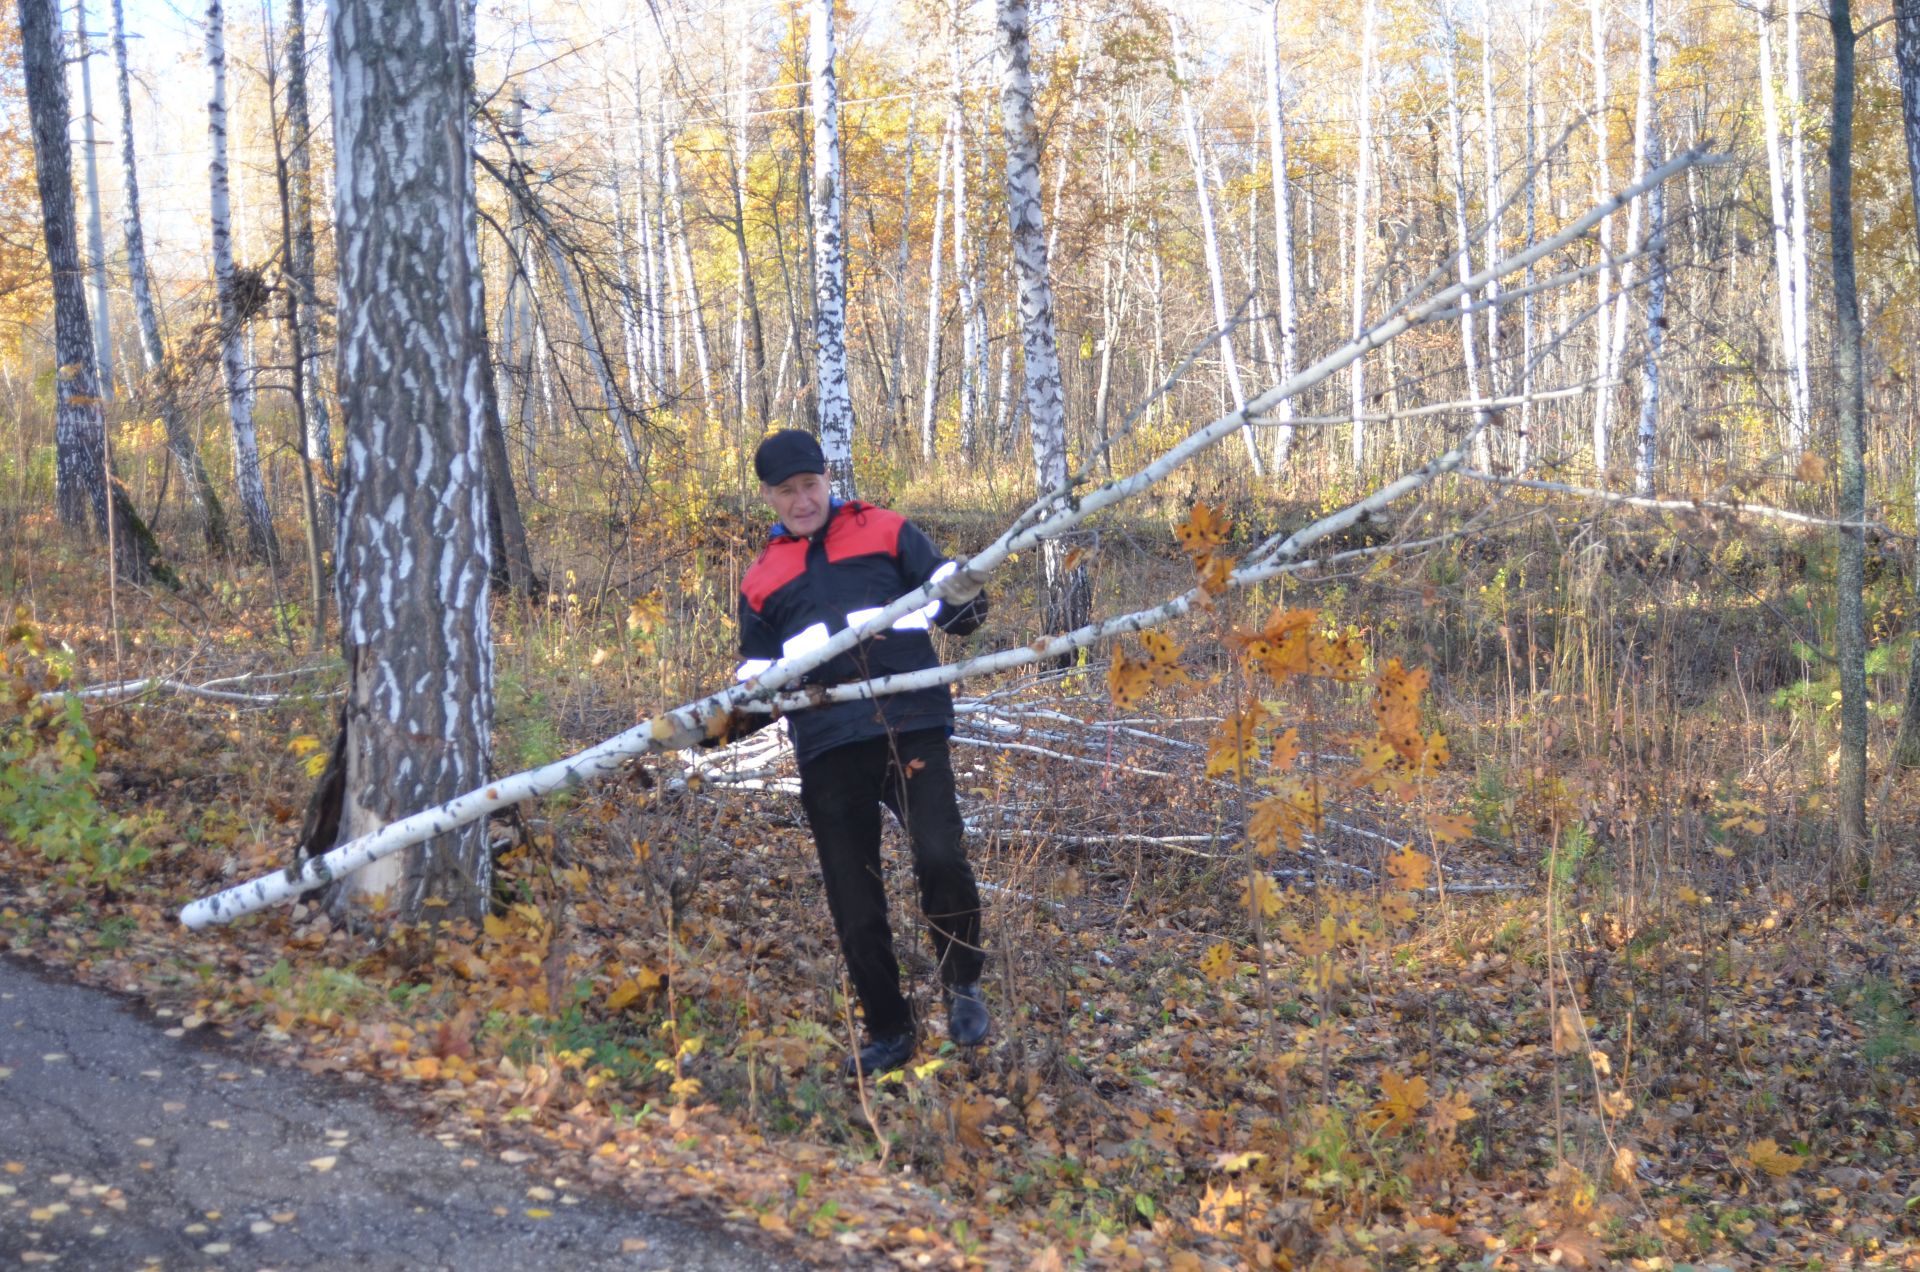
[737,499,988,765]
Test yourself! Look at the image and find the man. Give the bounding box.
[718,429,990,1078]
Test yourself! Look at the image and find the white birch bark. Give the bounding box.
[665,132,714,421]
[919,116,951,461]
[1519,0,1537,472]
[1442,8,1491,472]
[1263,0,1300,468]
[207,0,277,559]
[1480,0,1502,386]
[182,146,1724,931]
[1170,18,1263,475]
[1634,133,1666,497]
[111,0,223,543]
[284,0,332,487]
[76,0,114,401]
[329,0,494,920]
[1760,5,1811,455]
[888,94,918,437]
[1588,0,1615,474]
[1785,4,1813,449]
[608,87,644,405]
[807,0,855,496]
[1603,0,1655,440]
[1349,0,1376,469]
[950,0,981,456]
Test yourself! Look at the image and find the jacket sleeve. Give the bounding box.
[738,590,782,670]
[897,520,990,637]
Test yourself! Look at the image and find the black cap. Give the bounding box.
[753,429,828,486]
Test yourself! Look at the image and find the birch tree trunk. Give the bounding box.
[1633,146,1665,497]
[1588,0,1615,474]
[112,0,225,550]
[1889,0,1920,770]
[208,0,278,560]
[888,95,918,438]
[76,1,114,401]
[1170,18,1263,476]
[1442,10,1491,472]
[1480,0,1502,396]
[1519,0,1538,472]
[284,0,333,489]
[807,0,855,496]
[919,115,951,461]
[728,36,771,431]
[1827,0,1869,879]
[19,0,148,580]
[1758,9,1797,459]
[1263,0,1300,469]
[327,0,494,921]
[997,0,1090,635]
[1602,0,1657,461]
[1349,0,1376,470]
[1786,5,1814,449]
[950,0,981,458]
[665,134,714,428]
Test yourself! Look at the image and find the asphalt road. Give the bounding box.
[0,955,798,1270]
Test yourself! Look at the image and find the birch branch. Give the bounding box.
[1456,469,1892,533]
[180,151,1721,931]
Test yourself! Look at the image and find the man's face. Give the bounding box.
[762,471,831,537]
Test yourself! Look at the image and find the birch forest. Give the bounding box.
[8,0,1920,1265]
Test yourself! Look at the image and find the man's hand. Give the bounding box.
[940,570,986,605]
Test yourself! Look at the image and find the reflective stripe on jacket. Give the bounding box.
[736,500,987,764]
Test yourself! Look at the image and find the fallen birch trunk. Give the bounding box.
[180,151,1722,931]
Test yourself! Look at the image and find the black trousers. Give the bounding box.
[797,728,984,1038]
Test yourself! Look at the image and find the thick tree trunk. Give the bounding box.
[328,0,494,922]
[19,0,148,581]
[207,0,278,561]
[1828,0,1869,877]
[807,0,855,496]
[112,0,226,551]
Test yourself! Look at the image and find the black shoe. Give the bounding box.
[843,1030,916,1080]
[946,983,991,1046]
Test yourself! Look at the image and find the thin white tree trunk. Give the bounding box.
[1263,0,1300,468]
[1520,0,1538,472]
[1170,18,1263,475]
[1635,133,1666,496]
[284,0,332,487]
[207,0,277,559]
[808,0,855,495]
[1480,0,1502,388]
[77,0,114,401]
[1785,3,1813,446]
[1604,0,1656,449]
[112,0,223,543]
[950,0,980,456]
[1758,9,1800,454]
[920,115,951,461]
[608,89,645,405]
[549,239,644,475]
[888,94,918,437]
[1588,0,1615,474]
[1349,0,1376,469]
[665,132,714,422]
[1442,13,1493,473]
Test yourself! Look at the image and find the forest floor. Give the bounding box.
[5,495,1920,1270]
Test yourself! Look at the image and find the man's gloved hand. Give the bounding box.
[942,571,986,604]
[697,709,773,749]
